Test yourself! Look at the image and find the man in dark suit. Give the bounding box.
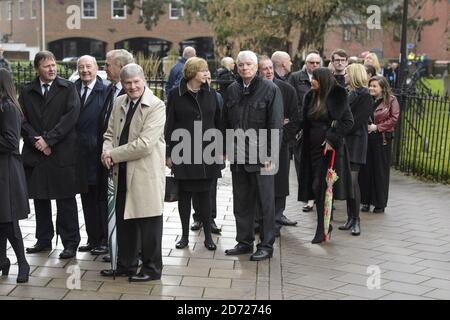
[75,55,108,255]
[97,49,133,259]
[258,56,300,236]
[288,52,322,213]
[20,51,82,259]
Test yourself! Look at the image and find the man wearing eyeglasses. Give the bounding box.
[331,49,348,87]
[288,51,322,213]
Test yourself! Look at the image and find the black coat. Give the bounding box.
[288,69,311,110]
[273,79,299,196]
[223,75,284,172]
[346,87,373,165]
[298,85,354,201]
[0,99,29,223]
[165,80,222,180]
[75,77,108,185]
[19,77,83,199]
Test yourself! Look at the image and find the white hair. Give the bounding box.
[236,51,258,65]
[221,57,234,69]
[77,55,98,67]
[120,63,145,80]
[305,53,323,66]
[183,46,196,59]
[106,49,134,68]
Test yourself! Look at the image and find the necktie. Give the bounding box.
[43,84,49,100]
[80,86,88,109]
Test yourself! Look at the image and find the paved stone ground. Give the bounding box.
[1,162,449,300]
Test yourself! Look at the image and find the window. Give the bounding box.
[30,0,37,19]
[82,0,96,18]
[169,1,183,19]
[343,25,351,41]
[18,0,25,19]
[7,1,12,21]
[111,0,126,19]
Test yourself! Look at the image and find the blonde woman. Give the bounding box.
[364,52,382,75]
[338,64,373,236]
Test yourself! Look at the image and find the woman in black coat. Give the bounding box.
[165,57,222,251]
[0,68,30,283]
[338,64,373,236]
[298,68,354,244]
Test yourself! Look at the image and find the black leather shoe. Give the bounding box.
[302,204,314,212]
[338,218,354,230]
[91,246,108,255]
[204,241,217,251]
[128,273,160,282]
[102,255,111,262]
[225,243,253,255]
[373,207,385,213]
[211,221,222,234]
[175,237,189,249]
[26,243,52,254]
[190,221,203,231]
[59,248,76,259]
[100,269,132,277]
[78,244,93,252]
[361,204,370,212]
[280,215,298,226]
[250,249,272,261]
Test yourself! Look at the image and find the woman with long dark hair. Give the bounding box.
[165,57,222,251]
[338,64,373,236]
[360,76,400,213]
[298,68,354,244]
[0,68,30,283]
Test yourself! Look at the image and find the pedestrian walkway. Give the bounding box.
[1,163,449,300]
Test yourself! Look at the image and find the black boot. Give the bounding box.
[3,223,29,283]
[338,218,354,230]
[351,218,361,236]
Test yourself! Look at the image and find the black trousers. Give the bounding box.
[81,185,104,247]
[179,188,213,244]
[359,133,392,208]
[192,178,218,222]
[115,191,163,277]
[231,170,275,252]
[33,198,80,249]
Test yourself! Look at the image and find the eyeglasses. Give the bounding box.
[307,61,320,65]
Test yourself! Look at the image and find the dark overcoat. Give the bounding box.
[0,99,29,222]
[345,87,373,165]
[19,76,83,199]
[273,78,299,196]
[165,79,222,180]
[75,76,108,185]
[298,84,354,202]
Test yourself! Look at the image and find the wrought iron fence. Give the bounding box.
[392,90,450,184]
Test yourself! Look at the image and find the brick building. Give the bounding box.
[0,0,214,60]
[0,0,448,62]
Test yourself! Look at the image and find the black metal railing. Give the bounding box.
[392,90,450,184]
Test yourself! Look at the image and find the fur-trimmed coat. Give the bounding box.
[298,84,355,202]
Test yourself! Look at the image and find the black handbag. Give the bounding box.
[164,175,179,202]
